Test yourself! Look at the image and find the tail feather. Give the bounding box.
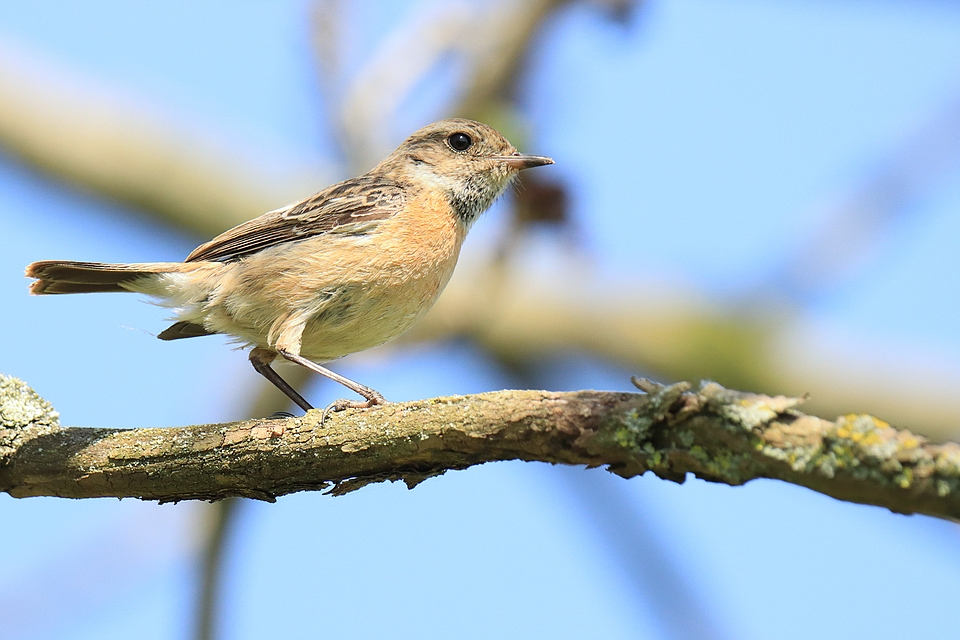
[30,281,132,295]
[157,321,214,341]
[25,260,191,295]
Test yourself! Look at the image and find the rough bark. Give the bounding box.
[2,374,959,520]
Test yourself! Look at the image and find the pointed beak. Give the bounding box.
[495,153,555,170]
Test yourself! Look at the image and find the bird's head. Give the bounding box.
[379,118,554,227]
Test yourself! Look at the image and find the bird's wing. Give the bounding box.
[185,175,406,263]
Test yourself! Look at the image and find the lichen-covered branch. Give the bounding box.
[2,374,959,520]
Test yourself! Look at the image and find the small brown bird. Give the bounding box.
[26,119,553,415]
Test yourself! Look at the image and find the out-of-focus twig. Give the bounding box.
[330,0,596,167]
[336,2,473,171]
[194,498,239,640]
[310,0,343,100]
[558,466,731,640]
[453,0,570,123]
[310,0,349,163]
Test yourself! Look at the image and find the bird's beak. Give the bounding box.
[495,153,555,170]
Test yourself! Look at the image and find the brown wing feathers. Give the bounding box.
[184,175,405,263]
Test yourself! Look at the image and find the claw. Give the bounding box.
[320,395,387,428]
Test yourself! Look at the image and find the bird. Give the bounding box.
[25,118,554,417]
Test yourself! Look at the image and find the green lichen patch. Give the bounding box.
[687,444,754,484]
[611,380,701,453]
[611,407,653,450]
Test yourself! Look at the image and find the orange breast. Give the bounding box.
[294,189,466,361]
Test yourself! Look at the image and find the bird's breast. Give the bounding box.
[296,189,466,360]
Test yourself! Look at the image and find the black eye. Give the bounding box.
[448,132,472,151]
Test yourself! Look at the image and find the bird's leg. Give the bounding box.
[249,348,314,412]
[277,349,387,422]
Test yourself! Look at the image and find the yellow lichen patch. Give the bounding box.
[840,413,886,428]
[934,446,960,475]
[834,415,887,442]
[831,414,903,462]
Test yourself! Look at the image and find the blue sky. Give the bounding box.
[2,1,960,638]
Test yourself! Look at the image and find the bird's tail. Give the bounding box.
[25,260,197,295]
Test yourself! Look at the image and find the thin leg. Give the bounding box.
[249,348,314,412]
[278,349,387,410]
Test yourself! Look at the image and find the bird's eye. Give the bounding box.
[448,132,472,151]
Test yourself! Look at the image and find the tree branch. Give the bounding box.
[2,374,958,520]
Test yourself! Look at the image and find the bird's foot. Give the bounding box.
[321,393,387,427]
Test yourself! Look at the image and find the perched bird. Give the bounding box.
[26,118,554,416]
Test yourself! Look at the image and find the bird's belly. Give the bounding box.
[295,256,453,361]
